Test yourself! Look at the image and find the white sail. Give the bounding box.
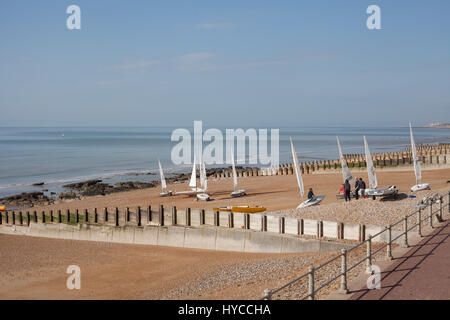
[200,159,207,191]
[364,136,377,189]
[337,136,355,184]
[189,155,197,188]
[290,138,304,201]
[409,122,422,184]
[158,160,167,190]
[231,147,238,191]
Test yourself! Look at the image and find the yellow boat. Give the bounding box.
[213,206,266,213]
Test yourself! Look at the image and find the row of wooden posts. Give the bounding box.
[0,206,225,229]
[0,205,363,241]
[213,153,450,179]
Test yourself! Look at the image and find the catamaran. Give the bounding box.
[158,160,173,197]
[291,138,325,208]
[230,147,246,197]
[409,123,430,192]
[363,136,398,198]
[196,159,210,201]
[336,136,356,199]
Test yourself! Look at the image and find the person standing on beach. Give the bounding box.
[307,188,314,200]
[354,177,360,200]
[359,178,366,198]
[344,179,351,202]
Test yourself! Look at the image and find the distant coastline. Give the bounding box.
[422,123,450,129]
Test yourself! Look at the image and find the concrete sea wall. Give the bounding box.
[0,223,354,254]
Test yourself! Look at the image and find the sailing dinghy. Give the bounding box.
[197,159,210,201]
[175,155,206,196]
[158,160,173,197]
[291,138,325,209]
[335,136,356,199]
[409,123,430,192]
[362,136,398,199]
[230,147,246,197]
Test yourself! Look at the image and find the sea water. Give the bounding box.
[0,126,449,198]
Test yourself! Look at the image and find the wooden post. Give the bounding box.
[229,212,234,228]
[279,217,285,234]
[137,206,142,226]
[12,211,16,225]
[58,210,61,223]
[75,209,79,223]
[200,209,205,225]
[159,205,164,226]
[115,207,119,227]
[94,208,98,223]
[84,209,89,222]
[185,208,191,226]
[19,211,23,225]
[126,207,130,222]
[66,209,70,223]
[50,210,53,222]
[214,210,219,226]
[147,205,152,222]
[41,211,45,223]
[34,211,37,223]
[104,207,108,223]
[0,211,3,225]
[171,206,177,225]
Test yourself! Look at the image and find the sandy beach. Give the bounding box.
[0,233,338,300]
[2,167,449,300]
[29,167,450,227]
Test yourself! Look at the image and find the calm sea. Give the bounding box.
[1,126,449,198]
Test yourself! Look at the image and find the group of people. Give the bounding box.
[339,177,367,202]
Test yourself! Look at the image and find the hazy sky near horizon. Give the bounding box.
[1,0,449,127]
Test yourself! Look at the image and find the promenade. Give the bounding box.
[350,219,450,300]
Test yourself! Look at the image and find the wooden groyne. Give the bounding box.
[214,143,450,178]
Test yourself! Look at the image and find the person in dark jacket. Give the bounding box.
[307,188,314,200]
[354,177,360,200]
[344,179,351,202]
[359,178,366,198]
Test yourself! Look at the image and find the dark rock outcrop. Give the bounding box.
[0,192,52,208]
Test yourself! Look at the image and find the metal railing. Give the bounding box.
[262,190,450,300]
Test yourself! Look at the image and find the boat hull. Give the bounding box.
[213,206,266,213]
[231,190,246,197]
[160,190,173,197]
[365,186,398,197]
[297,196,325,209]
[197,193,210,201]
[411,183,430,192]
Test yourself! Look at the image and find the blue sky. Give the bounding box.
[0,0,449,127]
